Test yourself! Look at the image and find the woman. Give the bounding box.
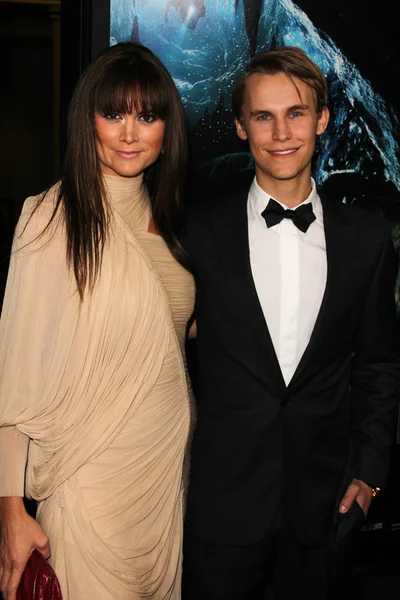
[0,43,194,600]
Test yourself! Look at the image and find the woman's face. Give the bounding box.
[95,108,165,178]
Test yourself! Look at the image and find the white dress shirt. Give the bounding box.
[247,177,327,385]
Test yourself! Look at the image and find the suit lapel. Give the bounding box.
[211,188,286,391]
[210,188,348,392]
[288,193,348,389]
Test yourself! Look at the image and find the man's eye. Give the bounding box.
[290,111,303,118]
[257,114,270,121]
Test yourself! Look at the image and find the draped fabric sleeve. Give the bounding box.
[0,191,73,426]
[0,191,72,496]
[0,427,29,496]
[1,189,172,502]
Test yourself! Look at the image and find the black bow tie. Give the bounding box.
[261,199,316,233]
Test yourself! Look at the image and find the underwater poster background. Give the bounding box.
[109,0,400,515]
[109,0,400,312]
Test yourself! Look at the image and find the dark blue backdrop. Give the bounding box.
[109,0,400,563]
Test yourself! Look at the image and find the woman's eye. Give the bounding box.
[139,113,157,123]
[104,112,121,120]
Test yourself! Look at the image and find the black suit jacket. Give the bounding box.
[182,186,400,547]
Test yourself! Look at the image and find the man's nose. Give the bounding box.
[272,117,291,142]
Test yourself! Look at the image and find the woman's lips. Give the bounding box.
[116,150,142,159]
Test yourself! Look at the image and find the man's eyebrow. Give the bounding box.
[250,109,271,117]
[288,104,310,111]
[250,104,310,117]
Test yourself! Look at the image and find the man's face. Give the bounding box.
[235,72,329,192]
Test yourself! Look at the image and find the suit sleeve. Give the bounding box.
[351,227,400,488]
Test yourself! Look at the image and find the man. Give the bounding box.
[182,47,399,599]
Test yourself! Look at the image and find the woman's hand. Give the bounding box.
[0,497,50,600]
[187,320,197,340]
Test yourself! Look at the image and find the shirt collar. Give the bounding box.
[248,177,323,223]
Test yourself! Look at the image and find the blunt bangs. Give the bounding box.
[93,61,170,120]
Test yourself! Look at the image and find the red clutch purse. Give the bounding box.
[16,550,62,600]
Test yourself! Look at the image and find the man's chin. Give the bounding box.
[258,163,311,182]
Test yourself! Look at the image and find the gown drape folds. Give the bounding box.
[0,177,195,599]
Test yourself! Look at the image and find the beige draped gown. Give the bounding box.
[0,174,195,599]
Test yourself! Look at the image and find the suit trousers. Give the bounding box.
[182,515,360,600]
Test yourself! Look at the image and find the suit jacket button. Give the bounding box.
[282,395,290,406]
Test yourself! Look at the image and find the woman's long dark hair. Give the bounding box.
[36,43,189,300]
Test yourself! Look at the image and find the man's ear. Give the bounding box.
[316,106,329,135]
[235,117,248,140]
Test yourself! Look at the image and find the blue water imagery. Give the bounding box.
[110,0,399,186]
[110,0,400,306]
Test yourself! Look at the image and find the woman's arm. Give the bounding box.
[0,196,62,599]
[0,427,29,496]
[0,428,49,600]
[0,497,50,600]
